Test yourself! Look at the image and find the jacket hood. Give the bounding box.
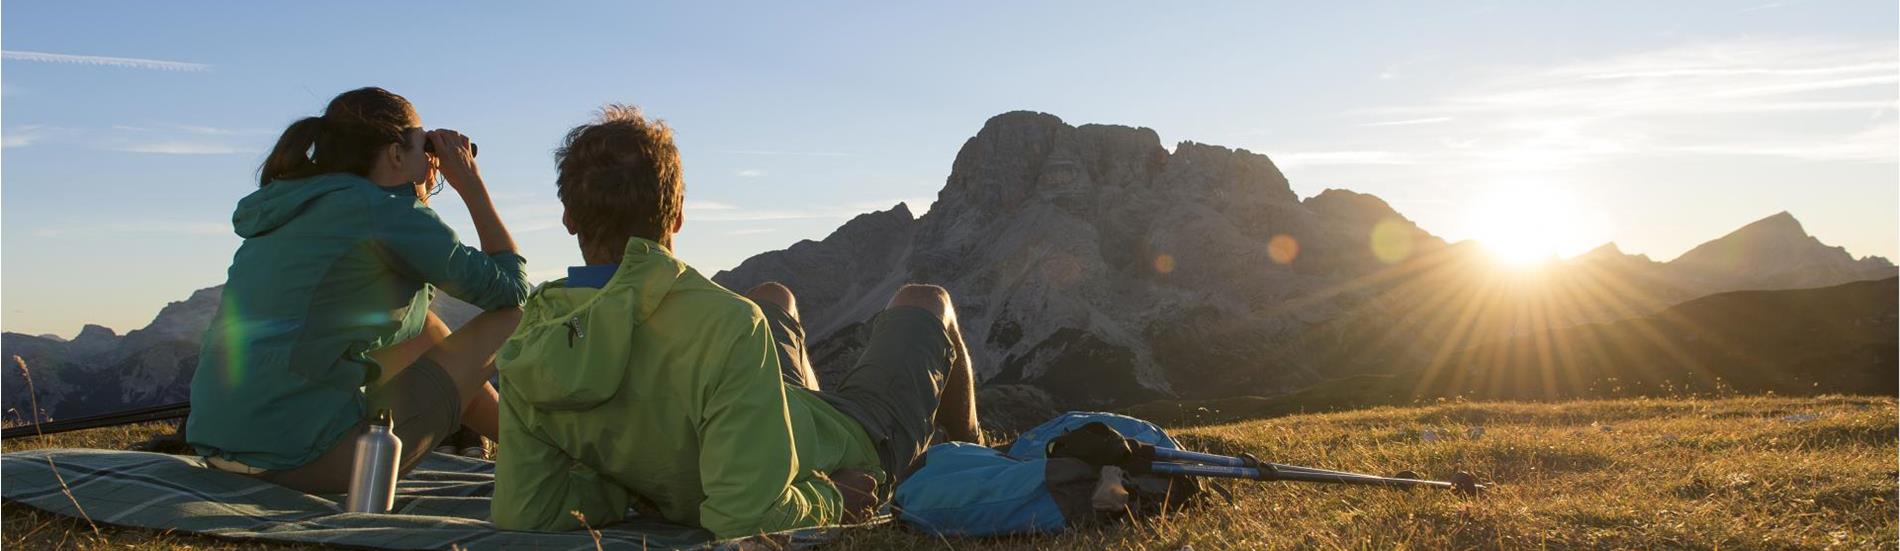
[233,173,371,237]
[496,238,684,409]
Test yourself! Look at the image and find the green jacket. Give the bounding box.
[188,172,531,470]
[491,238,881,539]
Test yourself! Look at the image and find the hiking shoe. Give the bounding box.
[448,427,488,459]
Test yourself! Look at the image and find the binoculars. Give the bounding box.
[423,140,479,158]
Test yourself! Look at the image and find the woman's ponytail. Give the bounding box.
[253,87,419,187]
[257,116,324,187]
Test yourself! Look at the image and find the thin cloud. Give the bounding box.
[1657,121,1898,163]
[736,169,765,178]
[692,209,839,222]
[3,134,40,148]
[5,125,60,148]
[726,228,779,236]
[685,200,739,211]
[1271,150,1425,168]
[113,141,255,155]
[713,149,856,157]
[112,123,260,135]
[1357,117,1453,128]
[34,221,229,238]
[688,198,924,222]
[1340,37,1898,167]
[2,50,210,72]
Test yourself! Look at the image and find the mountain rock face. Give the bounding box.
[715,111,1898,423]
[2,287,480,423]
[718,111,1448,409]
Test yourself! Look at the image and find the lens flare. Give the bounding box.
[220,297,245,387]
[1268,234,1300,265]
[1370,218,1415,264]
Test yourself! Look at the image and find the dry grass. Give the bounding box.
[4,395,1895,550]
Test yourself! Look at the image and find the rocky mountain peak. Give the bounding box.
[1303,189,1404,227]
[1577,242,1654,264]
[834,202,916,238]
[1582,242,1625,258]
[1668,211,1893,291]
[1747,210,1804,233]
[132,285,225,344]
[74,324,118,341]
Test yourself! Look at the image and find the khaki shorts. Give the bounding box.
[759,302,956,482]
[250,358,463,495]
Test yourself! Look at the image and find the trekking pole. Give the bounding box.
[1137,444,1482,494]
[1047,422,1485,496]
[0,401,190,440]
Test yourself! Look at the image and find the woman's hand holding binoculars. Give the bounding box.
[427,129,483,197]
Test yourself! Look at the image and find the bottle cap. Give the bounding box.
[372,408,393,426]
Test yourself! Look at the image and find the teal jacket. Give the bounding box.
[188,172,531,470]
[491,238,881,538]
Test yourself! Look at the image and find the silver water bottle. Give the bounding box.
[345,409,401,513]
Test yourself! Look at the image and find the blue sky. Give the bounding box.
[4,1,1896,336]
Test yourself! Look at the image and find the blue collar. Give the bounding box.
[566,264,619,289]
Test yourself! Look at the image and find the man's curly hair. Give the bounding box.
[555,104,684,260]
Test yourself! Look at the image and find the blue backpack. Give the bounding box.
[891,412,1205,537]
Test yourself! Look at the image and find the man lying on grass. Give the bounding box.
[490,105,985,539]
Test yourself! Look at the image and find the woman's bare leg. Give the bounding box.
[420,307,522,441]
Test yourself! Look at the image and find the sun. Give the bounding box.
[1463,185,1608,269]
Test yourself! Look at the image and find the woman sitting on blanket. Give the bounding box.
[186,87,531,493]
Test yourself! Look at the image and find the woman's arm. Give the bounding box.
[373,131,532,311]
[367,311,453,386]
[428,130,517,255]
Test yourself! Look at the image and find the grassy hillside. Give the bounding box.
[5,395,1895,550]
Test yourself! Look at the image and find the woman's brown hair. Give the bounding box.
[257,87,419,187]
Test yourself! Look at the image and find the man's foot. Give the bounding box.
[435,426,488,459]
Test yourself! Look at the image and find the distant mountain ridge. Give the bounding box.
[2,288,479,423]
[4,111,1893,426]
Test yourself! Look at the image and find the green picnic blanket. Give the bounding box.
[1,448,870,549]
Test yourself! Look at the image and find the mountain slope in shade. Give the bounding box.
[1128,277,1898,426]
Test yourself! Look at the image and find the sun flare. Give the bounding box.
[1464,185,1609,269]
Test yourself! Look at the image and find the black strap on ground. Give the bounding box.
[1,401,190,440]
